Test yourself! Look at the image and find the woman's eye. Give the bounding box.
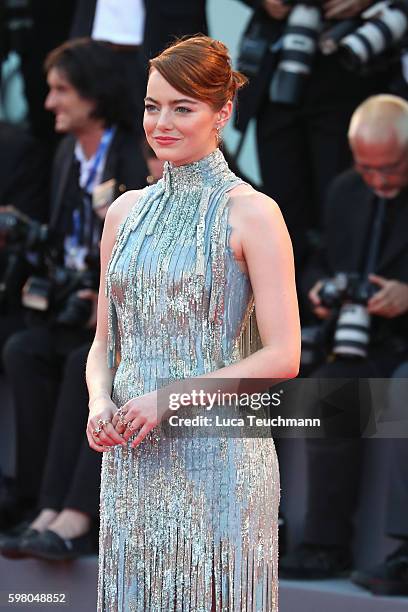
[175,106,191,114]
[144,104,158,112]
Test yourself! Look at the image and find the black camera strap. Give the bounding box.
[363,196,386,276]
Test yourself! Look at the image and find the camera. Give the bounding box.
[0,207,48,311]
[237,20,271,79]
[0,207,99,327]
[23,255,99,328]
[268,0,408,105]
[318,272,378,359]
[0,207,48,250]
[270,0,323,105]
[319,0,408,70]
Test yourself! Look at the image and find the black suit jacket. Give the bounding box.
[70,0,207,59]
[49,127,147,233]
[302,169,408,346]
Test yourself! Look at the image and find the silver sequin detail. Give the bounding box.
[99,148,280,611]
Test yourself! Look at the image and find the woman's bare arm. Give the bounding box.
[196,190,300,382]
[85,190,142,450]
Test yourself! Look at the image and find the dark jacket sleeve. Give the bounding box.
[143,0,208,59]
[0,123,50,222]
[300,178,341,300]
[111,130,148,192]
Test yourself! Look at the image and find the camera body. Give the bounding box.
[0,207,99,328]
[318,272,378,359]
[0,207,49,311]
[23,262,99,328]
[318,272,377,309]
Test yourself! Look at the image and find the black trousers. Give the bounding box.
[255,56,391,267]
[386,362,408,540]
[303,350,406,548]
[39,343,101,517]
[2,325,93,510]
[257,101,353,266]
[0,312,26,369]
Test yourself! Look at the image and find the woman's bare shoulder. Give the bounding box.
[101,189,146,246]
[107,188,146,225]
[228,184,281,225]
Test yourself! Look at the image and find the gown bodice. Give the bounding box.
[105,148,254,394]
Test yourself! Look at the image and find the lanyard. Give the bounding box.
[83,126,115,193]
[65,128,114,269]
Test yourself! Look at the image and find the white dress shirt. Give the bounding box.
[92,0,145,45]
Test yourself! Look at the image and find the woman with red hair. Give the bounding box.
[86,35,300,610]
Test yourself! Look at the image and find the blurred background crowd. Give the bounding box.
[0,0,408,602]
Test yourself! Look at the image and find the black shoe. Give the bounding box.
[23,529,95,561]
[351,543,408,596]
[279,543,352,579]
[0,524,40,559]
[0,496,36,532]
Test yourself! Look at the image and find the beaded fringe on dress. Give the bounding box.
[98,149,279,611]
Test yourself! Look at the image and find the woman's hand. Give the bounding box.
[87,397,127,452]
[112,390,161,449]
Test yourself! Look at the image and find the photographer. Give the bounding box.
[235,0,401,268]
[0,121,49,354]
[280,94,408,579]
[0,38,148,530]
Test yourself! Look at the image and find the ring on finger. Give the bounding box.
[98,419,111,428]
[126,421,135,431]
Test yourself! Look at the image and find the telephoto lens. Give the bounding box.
[270,2,323,105]
[333,304,371,358]
[319,18,361,55]
[338,0,408,70]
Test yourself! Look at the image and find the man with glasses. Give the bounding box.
[280,94,408,591]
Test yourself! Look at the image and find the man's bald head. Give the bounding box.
[348,94,408,148]
[349,95,408,199]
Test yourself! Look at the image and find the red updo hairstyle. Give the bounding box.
[149,35,248,111]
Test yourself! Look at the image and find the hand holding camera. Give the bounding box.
[308,272,408,358]
[367,273,408,317]
[324,0,372,19]
[263,0,291,19]
[308,280,332,319]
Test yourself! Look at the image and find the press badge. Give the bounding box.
[92,178,117,210]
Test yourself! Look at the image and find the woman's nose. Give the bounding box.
[156,109,172,130]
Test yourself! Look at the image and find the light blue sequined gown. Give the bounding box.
[98,149,280,611]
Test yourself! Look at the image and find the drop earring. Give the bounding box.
[215,126,222,146]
